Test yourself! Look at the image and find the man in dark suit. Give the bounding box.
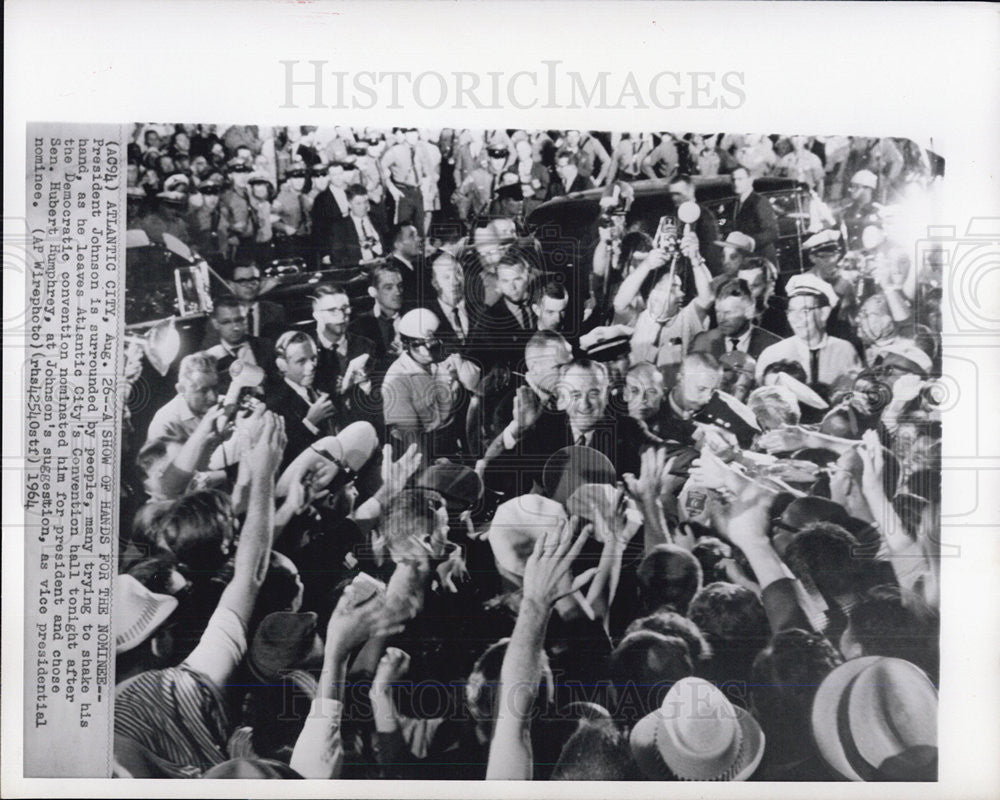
[384,221,425,307]
[669,173,724,275]
[468,249,537,375]
[547,149,595,199]
[201,295,278,392]
[309,162,349,267]
[328,184,387,268]
[348,263,404,371]
[732,166,779,266]
[202,261,287,348]
[481,357,656,494]
[268,330,336,468]
[426,250,472,351]
[310,285,378,429]
[690,278,783,359]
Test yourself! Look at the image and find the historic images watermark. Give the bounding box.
[279,61,747,111]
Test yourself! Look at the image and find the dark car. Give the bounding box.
[526,175,812,275]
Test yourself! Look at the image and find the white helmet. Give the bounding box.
[398,308,440,339]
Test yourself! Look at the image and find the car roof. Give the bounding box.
[526,175,807,231]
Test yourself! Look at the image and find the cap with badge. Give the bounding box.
[162,173,191,194]
[197,172,226,194]
[487,146,509,159]
[875,339,934,378]
[802,228,843,256]
[850,169,878,190]
[714,231,756,254]
[310,163,329,177]
[578,325,634,363]
[785,272,839,308]
[227,157,253,174]
[414,460,484,512]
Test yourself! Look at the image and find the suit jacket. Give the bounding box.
[348,311,398,372]
[310,188,347,265]
[733,191,779,264]
[329,214,387,268]
[488,408,656,496]
[428,298,470,353]
[200,300,287,349]
[546,173,594,199]
[689,324,783,360]
[385,254,425,308]
[265,379,330,469]
[313,332,379,429]
[468,297,534,374]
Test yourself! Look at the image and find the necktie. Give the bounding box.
[575,433,587,447]
[729,337,741,352]
[410,145,422,186]
[809,348,821,385]
[451,306,464,339]
[653,322,666,348]
[247,306,257,337]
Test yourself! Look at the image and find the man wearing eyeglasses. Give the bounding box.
[202,261,286,348]
[755,273,861,393]
[310,285,377,427]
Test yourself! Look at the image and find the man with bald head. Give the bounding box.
[428,250,471,348]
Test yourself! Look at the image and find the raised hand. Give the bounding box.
[379,443,422,501]
[522,517,590,610]
[372,647,411,695]
[305,392,335,427]
[326,584,407,654]
[249,411,287,480]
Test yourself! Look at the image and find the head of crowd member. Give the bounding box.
[381,487,451,572]
[175,352,219,417]
[738,255,778,311]
[530,278,569,332]
[229,260,263,303]
[487,144,509,174]
[248,172,274,202]
[749,628,843,775]
[551,718,639,781]
[427,221,467,257]
[554,149,579,187]
[210,295,250,348]
[143,129,161,151]
[872,340,933,387]
[114,574,180,683]
[429,251,465,309]
[474,218,517,271]
[195,173,224,211]
[782,521,862,603]
[513,138,534,164]
[804,229,844,283]
[784,273,837,347]
[636,544,703,615]
[311,285,352,342]
[311,163,330,192]
[732,165,754,199]
[328,161,348,189]
[625,361,665,422]
[284,163,308,194]
[841,585,939,680]
[624,610,712,665]
[390,222,422,262]
[154,489,237,577]
[714,278,756,338]
[275,330,319,390]
[466,637,555,745]
[609,631,695,728]
[747,385,800,431]
[495,252,531,305]
[644,268,685,323]
[557,359,610,434]
[369,263,405,316]
[858,292,898,347]
[668,173,696,205]
[761,358,810,388]
[346,183,370,219]
[397,308,446,366]
[717,232,756,274]
[718,351,757,402]
[228,158,253,190]
[671,352,723,415]
[849,169,877,205]
[524,330,573,398]
[687,581,771,689]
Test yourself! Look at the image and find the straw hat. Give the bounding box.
[811,656,938,781]
[630,676,765,781]
[114,574,178,654]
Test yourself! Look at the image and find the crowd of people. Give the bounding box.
[115,123,943,781]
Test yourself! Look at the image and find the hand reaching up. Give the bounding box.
[521,516,590,610]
